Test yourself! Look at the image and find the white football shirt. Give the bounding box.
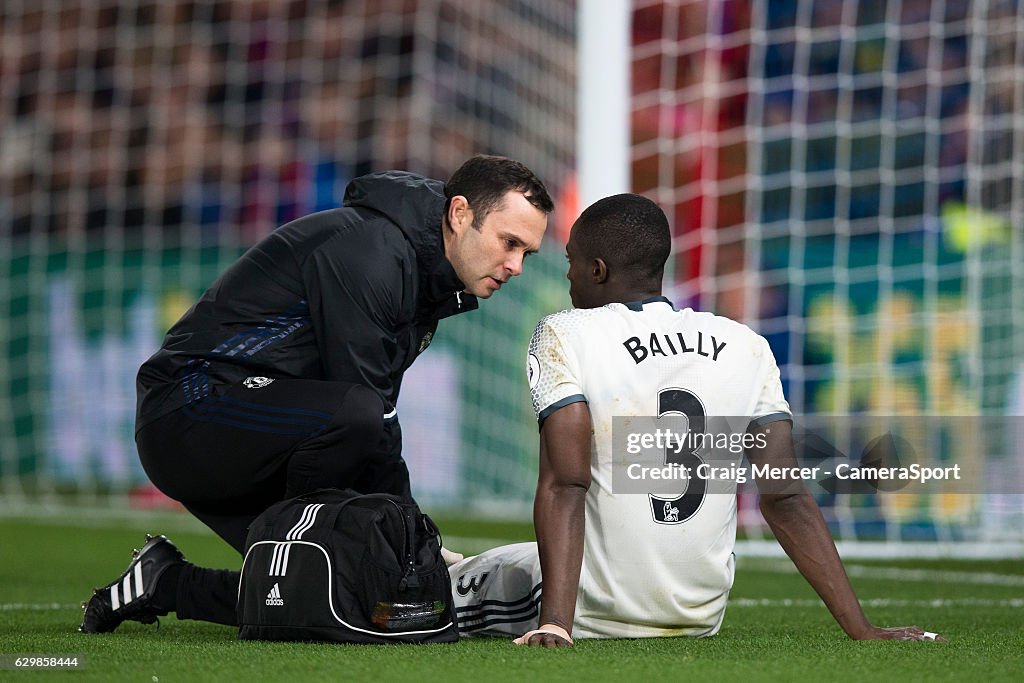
[527,296,790,638]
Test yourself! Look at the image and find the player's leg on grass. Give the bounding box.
[81,379,402,632]
[450,542,542,637]
[79,534,185,633]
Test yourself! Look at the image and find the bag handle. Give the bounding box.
[296,489,410,538]
[289,488,367,537]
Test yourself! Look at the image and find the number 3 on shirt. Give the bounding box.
[650,388,707,524]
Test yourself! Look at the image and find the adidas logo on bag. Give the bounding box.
[265,583,284,606]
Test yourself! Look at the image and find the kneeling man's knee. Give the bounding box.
[338,384,387,445]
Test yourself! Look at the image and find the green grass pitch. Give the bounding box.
[1,514,1022,682]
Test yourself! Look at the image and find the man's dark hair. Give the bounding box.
[445,155,554,227]
[572,193,671,282]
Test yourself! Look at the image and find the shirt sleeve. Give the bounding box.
[750,335,792,426]
[527,316,587,426]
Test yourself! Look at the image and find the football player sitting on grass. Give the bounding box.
[449,194,945,646]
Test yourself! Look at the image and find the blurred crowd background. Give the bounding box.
[4,0,1013,261]
[1,0,575,244]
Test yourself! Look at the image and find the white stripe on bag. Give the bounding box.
[269,542,295,577]
[288,504,323,540]
[280,544,291,576]
[286,504,316,540]
[269,543,282,576]
[288,506,313,538]
[302,503,324,537]
[266,503,326,577]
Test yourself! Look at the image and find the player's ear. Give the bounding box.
[592,257,608,284]
[447,195,472,236]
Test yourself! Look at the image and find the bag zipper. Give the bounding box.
[381,498,419,590]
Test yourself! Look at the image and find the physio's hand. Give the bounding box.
[513,623,574,647]
[853,625,946,642]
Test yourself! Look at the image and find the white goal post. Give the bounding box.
[582,0,1024,556]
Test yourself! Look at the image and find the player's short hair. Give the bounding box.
[572,193,671,282]
[445,155,554,228]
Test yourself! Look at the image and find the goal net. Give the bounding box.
[2,1,1022,555]
[0,0,575,514]
[630,0,1024,552]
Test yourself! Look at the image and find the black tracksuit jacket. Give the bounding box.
[135,171,478,431]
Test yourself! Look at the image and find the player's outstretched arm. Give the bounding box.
[515,402,592,648]
[747,420,946,642]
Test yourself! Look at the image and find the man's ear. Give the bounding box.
[592,257,609,284]
[447,195,472,235]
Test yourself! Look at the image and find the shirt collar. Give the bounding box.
[622,295,675,312]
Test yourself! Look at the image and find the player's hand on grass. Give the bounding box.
[523,631,573,648]
[855,625,946,642]
[513,623,574,647]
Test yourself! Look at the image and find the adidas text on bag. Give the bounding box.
[266,583,284,606]
[237,488,458,644]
